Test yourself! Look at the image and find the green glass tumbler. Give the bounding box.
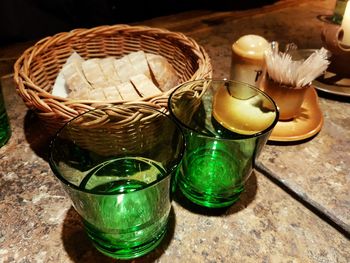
[332,0,348,24]
[49,105,184,259]
[0,81,11,147]
[168,79,279,208]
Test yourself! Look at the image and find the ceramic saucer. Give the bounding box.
[290,49,350,97]
[269,87,323,142]
[314,72,350,97]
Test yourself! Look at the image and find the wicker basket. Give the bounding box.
[13,24,212,134]
[56,104,183,157]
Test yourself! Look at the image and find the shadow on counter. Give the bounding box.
[174,171,257,216]
[61,206,176,263]
[23,110,52,162]
[266,133,320,146]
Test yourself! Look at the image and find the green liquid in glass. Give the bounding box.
[179,141,244,208]
[78,157,170,259]
[90,179,146,193]
[79,156,165,191]
[177,115,258,208]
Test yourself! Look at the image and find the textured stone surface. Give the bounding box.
[156,0,350,233]
[258,96,350,233]
[1,75,349,262]
[183,0,350,233]
[1,0,350,262]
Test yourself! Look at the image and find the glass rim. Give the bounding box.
[49,104,185,195]
[168,78,280,140]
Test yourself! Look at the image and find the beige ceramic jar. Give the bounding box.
[230,34,269,86]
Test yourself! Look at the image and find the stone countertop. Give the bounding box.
[187,0,350,234]
[150,0,350,234]
[258,96,350,233]
[1,0,350,262]
[0,77,349,262]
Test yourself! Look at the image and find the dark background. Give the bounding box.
[0,0,276,45]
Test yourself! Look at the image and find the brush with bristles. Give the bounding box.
[264,42,330,88]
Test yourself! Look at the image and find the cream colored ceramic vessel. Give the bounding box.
[230,34,269,85]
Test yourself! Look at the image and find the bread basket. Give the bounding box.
[13,24,212,134]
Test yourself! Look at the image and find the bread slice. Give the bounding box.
[130,74,162,97]
[82,59,107,87]
[102,86,123,101]
[116,82,141,101]
[146,53,178,92]
[61,60,92,92]
[88,88,107,101]
[114,56,137,82]
[98,57,122,86]
[127,51,151,78]
[58,51,178,101]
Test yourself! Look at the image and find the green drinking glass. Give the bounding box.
[332,0,348,24]
[168,79,279,208]
[0,81,11,147]
[49,104,184,259]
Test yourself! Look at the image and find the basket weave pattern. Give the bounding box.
[14,24,212,133]
[65,106,168,156]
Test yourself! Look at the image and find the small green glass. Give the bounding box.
[0,81,11,147]
[49,105,184,259]
[168,79,279,208]
[332,0,348,25]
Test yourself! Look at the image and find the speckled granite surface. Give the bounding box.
[157,0,350,233]
[0,76,349,262]
[258,97,350,233]
[1,0,350,262]
[188,0,350,234]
